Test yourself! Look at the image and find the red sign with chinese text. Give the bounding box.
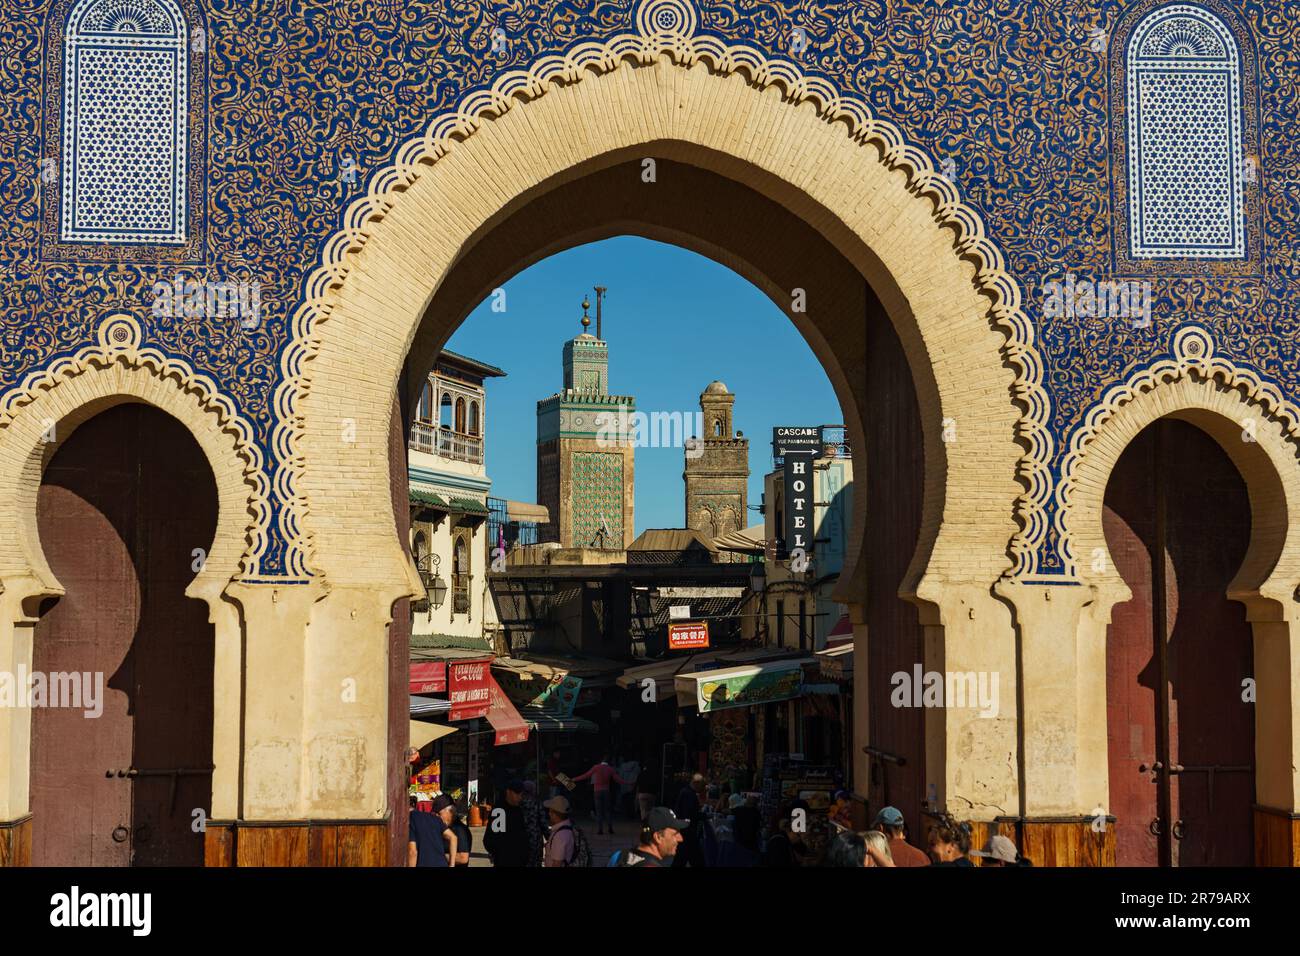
[668,622,710,650]
[448,659,492,721]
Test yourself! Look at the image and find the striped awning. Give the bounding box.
[410,695,452,716]
[522,708,600,733]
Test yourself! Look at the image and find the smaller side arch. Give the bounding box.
[1059,328,1300,611]
[0,313,267,607]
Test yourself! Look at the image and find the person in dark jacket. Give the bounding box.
[671,774,708,867]
[482,779,530,867]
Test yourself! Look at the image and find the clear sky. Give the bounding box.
[446,236,845,534]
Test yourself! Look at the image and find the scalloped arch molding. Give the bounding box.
[272,0,1054,584]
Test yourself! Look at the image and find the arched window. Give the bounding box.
[468,401,480,436]
[1126,5,1244,259]
[418,383,433,423]
[714,419,723,437]
[61,0,189,244]
[454,398,466,434]
[439,392,452,429]
[413,531,428,566]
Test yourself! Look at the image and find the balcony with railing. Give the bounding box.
[409,420,484,464]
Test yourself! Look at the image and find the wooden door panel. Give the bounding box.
[1104,431,1160,868]
[1161,421,1253,867]
[32,404,215,867]
[1103,420,1254,868]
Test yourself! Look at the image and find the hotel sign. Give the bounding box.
[782,451,816,558]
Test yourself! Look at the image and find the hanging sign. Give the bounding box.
[782,451,816,559]
[668,621,710,650]
[448,659,492,721]
[772,426,823,457]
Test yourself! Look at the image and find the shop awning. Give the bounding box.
[674,656,815,713]
[816,642,853,681]
[712,522,767,554]
[494,653,625,689]
[410,661,446,693]
[409,720,458,749]
[620,647,811,703]
[485,673,530,746]
[506,500,550,522]
[410,695,452,716]
[522,708,601,733]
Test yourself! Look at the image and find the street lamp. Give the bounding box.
[421,553,449,609]
[748,559,766,594]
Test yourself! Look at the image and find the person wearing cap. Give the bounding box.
[483,779,530,867]
[871,806,930,867]
[970,833,1025,867]
[542,794,576,867]
[614,807,689,867]
[408,793,458,867]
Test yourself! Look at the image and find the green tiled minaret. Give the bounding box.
[536,291,636,548]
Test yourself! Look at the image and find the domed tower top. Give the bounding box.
[699,380,736,439]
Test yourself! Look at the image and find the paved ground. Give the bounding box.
[467,809,640,867]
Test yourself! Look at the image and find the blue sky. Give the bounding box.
[446,236,845,534]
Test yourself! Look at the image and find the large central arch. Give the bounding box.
[255,16,1049,837]
[288,49,1041,603]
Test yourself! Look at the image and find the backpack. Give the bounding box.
[556,821,593,867]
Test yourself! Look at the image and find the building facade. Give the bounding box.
[4,0,1300,867]
[408,352,506,649]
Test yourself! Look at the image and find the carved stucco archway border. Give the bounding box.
[1056,325,1300,599]
[269,0,1054,584]
[0,312,269,603]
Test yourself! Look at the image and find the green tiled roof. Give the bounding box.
[410,490,447,508]
[411,633,494,651]
[448,496,489,515]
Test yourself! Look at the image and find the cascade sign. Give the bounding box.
[772,426,822,457]
[782,451,816,559]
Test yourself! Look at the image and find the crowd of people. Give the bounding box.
[409,761,1035,868]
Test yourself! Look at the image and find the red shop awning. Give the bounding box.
[486,673,529,746]
[410,661,446,694]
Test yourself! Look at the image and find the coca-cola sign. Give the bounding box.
[448,659,492,721]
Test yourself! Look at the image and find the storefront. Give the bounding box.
[408,650,529,810]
